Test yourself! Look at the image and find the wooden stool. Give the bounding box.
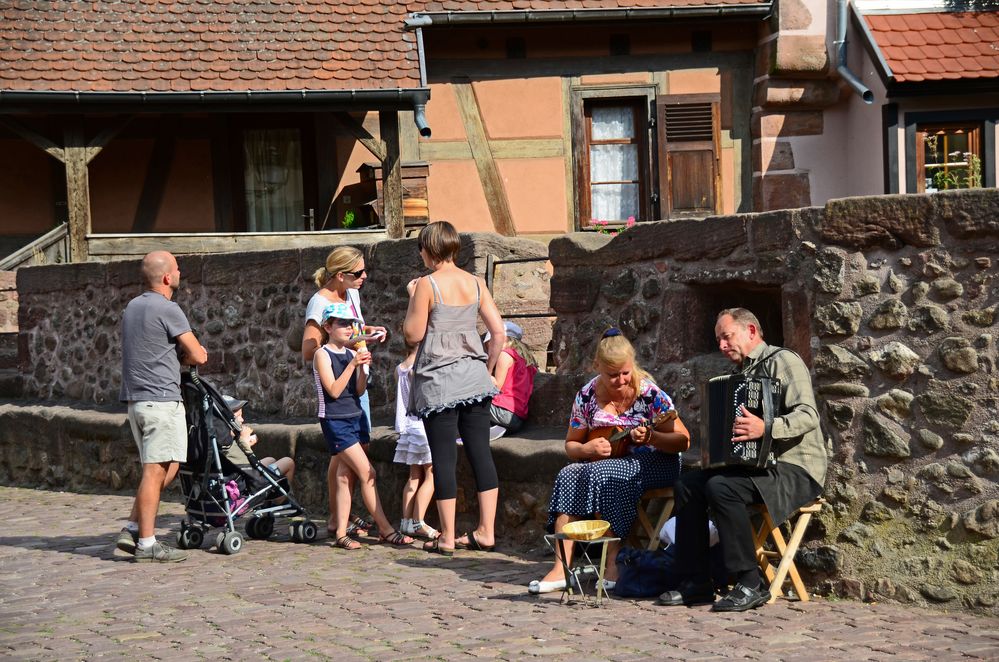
[628,487,675,551]
[752,498,824,603]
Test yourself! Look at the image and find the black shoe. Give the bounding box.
[656,580,715,607]
[711,582,771,612]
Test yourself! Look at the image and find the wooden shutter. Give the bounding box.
[656,93,720,218]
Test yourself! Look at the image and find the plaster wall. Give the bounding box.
[0,140,53,239]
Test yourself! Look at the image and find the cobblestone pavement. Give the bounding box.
[1,486,998,661]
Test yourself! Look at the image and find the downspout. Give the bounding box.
[835,0,874,104]
[409,15,433,137]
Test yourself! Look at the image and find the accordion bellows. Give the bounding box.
[701,374,780,469]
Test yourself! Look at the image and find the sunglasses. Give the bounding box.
[341,268,367,278]
[325,318,354,327]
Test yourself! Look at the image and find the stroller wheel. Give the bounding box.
[245,516,274,540]
[177,524,204,550]
[219,531,244,555]
[297,521,318,544]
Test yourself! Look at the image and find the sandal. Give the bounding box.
[378,529,415,546]
[334,535,362,551]
[422,536,455,557]
[411,521,440,541]
[454,531,495,552]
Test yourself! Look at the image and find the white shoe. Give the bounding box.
[597,579,617,591]
[399,518,414,536]
[528,578,567,594]
[456,437,463,446]
[489,425,507,441]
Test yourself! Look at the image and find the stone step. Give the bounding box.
[0,368,22,398]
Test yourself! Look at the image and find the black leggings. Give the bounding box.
[422,399,498,501]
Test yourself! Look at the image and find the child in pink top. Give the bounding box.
[486,321,538,439]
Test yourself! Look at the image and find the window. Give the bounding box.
[571,88,723,229]
[657,93,720,218]
[580,99,648,227]
[916,123,982,193]
[242,128,306,232]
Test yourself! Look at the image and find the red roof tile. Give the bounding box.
[0,0,768,95]
[864,11,999,83]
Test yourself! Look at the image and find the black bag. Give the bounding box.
[613,546,683,598]
[613,544,729,598]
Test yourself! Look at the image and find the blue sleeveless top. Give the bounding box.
[314,347,362,420]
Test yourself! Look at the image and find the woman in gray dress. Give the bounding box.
[404,221,505,556]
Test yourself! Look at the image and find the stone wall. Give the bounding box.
[0,402,566,547]
[14,234,549,421]
[548,188,999,613]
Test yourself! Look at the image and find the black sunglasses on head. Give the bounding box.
[342,268,367,278]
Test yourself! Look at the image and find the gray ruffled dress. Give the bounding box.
[410,275,497,417]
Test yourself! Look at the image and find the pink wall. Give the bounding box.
[0,140,54,236]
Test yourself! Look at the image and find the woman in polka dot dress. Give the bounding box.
[528,328,690,595]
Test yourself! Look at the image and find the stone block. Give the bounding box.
[0,271,15,289]
[203,251,301,287]
[758,173,811,211]
[749,209,801,252]
[935,188,999,238]
[17,262,107,295]
[755,111,824,138]
[772,35,831,77]
[753,139,796,172]
[823,194,941,249]
[756,79,841,109]
[780,0,814,30]
[550,270,600,314]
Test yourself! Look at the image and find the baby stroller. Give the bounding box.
[176,369,318,554]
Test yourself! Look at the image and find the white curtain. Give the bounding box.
[243,129,305,232]
[589,106,640,222]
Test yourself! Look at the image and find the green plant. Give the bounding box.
[342,210,356,228]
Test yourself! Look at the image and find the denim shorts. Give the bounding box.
[320,415,370,455]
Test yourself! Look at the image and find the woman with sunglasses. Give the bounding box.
[303,246,387,538]
[527,329,689,594]
[404,221,505,556]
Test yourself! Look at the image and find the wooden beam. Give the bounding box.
[64,125,92,262]
[85,116,131,165]
[453,82,517,236]
[0,116,66,163]
[379,111,404,239]
[332,112,386,162]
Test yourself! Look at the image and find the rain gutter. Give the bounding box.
[405,4,773,26]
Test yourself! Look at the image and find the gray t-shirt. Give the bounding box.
[119,291,192,402]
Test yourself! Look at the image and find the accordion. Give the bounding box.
[700,374,780,469]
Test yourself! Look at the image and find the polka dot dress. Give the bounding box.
[546,376,683,538]
[546,451,681,538]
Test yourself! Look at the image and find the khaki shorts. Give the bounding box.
[127,401,188,464]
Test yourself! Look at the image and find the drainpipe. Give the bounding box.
[835,0,874,104]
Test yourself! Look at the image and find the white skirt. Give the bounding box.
[394,430,432,466]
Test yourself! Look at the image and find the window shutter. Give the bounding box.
[656,93,720,218]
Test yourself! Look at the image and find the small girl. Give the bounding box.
[486,321,538,439]
[314,302,413,550]
[393,341,439,540]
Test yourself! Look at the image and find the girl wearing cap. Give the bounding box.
[485,321,538,438]
[315,302,413,550]
[404,221,505,556]
[303,246,385,537]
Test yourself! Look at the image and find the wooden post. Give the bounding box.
[379,111,404,239]
[64,126,93,263]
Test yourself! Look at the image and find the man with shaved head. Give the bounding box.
[116,250,207,562]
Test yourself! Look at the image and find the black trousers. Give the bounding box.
[422,399,498,501]
[673,466,764,584]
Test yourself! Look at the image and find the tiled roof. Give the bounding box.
[417,0,768,8]
[0,1,422,93]
[0,1,769,95]
[864,11,999,82]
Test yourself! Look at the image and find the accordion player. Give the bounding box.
[700,373,780,469]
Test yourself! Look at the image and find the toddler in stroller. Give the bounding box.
[177,370,318,554]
